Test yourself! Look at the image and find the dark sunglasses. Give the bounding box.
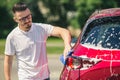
[18,14,31,22]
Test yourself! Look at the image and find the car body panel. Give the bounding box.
[60,8,120,80]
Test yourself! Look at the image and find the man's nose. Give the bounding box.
[24,17,30,23]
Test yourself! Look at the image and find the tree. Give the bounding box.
[0,0,17,38]
[0,0,119,38]
[72,0,117,29]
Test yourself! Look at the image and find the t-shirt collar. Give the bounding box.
[18,24,33,34]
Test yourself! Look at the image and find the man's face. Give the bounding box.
[14,8,32,31]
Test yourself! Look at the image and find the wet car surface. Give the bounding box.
[60,8,120,80]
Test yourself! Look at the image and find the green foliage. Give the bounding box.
[0,7,15,38]
[0,0,120,38]
[73,0,118,29]
[41,0,68,27]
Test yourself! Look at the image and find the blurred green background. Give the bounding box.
[0,0,120,54]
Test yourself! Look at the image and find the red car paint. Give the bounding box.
[60,8,120,80]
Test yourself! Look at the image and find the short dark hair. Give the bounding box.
[12,2,28,13]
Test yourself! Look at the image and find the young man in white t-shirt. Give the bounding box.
[4,2,71,80]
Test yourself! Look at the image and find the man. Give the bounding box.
[4,2,71,80]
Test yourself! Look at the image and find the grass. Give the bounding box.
[0,39,5,55]
[0,37,64,55]
[46,37,64,54]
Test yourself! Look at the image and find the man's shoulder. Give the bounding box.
[7,27,18,38]
[32,23,54,31]
[32,23,53,29]
[32,23,48,29]
[32,23,46,27]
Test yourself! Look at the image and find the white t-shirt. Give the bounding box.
[5,23,54,80]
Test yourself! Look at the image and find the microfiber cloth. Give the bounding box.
[60,50,73,65]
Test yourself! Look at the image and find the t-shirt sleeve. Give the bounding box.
[4,35,16,55]
[39,23,54,36]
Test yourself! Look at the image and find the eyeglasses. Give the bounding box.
[18,14,31,22]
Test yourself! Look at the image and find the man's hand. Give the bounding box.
[63,45,72,59]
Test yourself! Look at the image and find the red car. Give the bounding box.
[60,8,120,80]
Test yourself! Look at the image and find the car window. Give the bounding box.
[81,16,120,49]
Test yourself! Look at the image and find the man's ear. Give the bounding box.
[13,17,18,23]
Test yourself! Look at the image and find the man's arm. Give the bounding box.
[4,55,13,80]
[51,27,72,57]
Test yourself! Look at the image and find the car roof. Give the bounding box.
[89,8,120,20]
